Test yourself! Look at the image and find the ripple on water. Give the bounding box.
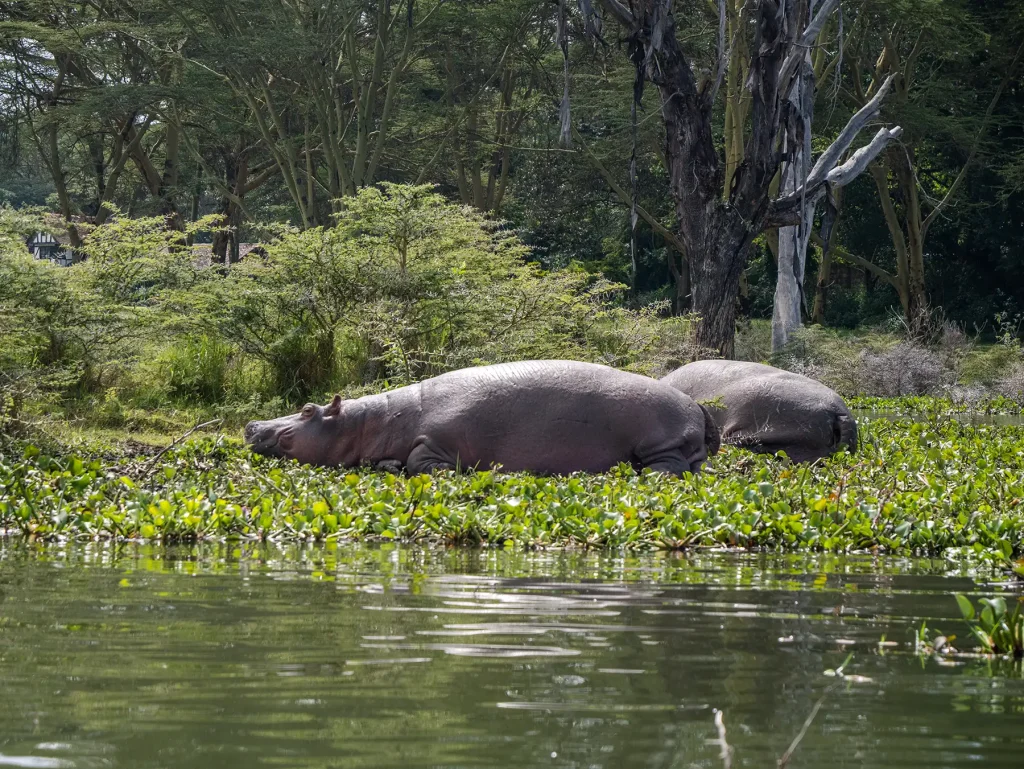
[0,545,1021,769]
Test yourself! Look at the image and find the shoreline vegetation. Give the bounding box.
[2,413,1023,573]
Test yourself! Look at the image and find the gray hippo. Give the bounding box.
[244,360,720,476]
[660,360,857,462]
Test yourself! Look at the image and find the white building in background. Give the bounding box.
[26,231,75,266]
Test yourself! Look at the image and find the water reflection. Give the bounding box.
[0,543,1021,769]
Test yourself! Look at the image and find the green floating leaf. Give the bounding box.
[954,594,975,621]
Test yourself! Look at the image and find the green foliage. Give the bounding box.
[3,416,1024,562]
[0,208,233,427]
[961,344,1024,386]
[4,185,699,420]
[73,214,220,304]
[152,336,232,404]
[955,594,1024,658]
[847,394,1024,416]
[178,184,644,399]
[0,208,81,429]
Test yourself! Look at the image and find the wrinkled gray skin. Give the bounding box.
[661,360,857,462]
[245,360,719,477]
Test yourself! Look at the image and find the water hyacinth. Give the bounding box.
[1,418,1023,563]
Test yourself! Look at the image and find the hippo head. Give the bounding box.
[698,403,722,464]
[244,395,344,466]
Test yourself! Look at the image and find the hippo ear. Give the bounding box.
[324,394,343,417]
[699,404,722,457]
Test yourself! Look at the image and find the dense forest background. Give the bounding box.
[2,0,1024,431]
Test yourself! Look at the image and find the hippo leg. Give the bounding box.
[373,459,405,474]
[636,449,690,478]
[406,439,458,474]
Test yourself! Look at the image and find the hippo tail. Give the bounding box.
[834,413,858,455]
[698,404,722,457]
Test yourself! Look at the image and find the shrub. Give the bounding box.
[153,336,232,404]
[858,342,950,396]
[962,345,1023,386]
[0,208,86,426]
[995,362,1024,401]
[182,184,648,397]
[734,318,772,363]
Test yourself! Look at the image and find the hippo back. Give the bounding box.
[416,360,717,474]
[661,360,856,461]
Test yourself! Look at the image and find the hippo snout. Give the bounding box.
[244,420,283,456]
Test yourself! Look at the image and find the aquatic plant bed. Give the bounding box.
[1,418,1023,564]
[847,394,1024,416]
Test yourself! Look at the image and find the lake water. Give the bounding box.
[1,544,1022,769]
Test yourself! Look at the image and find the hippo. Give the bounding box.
[244,360,720,476]
[660,360,857,462]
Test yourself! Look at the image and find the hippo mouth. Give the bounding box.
[244,421,287,457]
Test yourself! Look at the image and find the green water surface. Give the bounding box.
[1,545,1022,768]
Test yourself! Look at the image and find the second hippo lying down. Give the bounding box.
[245,360,720,476]
[661,360,857,462]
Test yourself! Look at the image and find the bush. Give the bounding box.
[0,208,85,429]
[153,336,232,403]
[584,305,705,376]
[180,184,653,398]
[735,319,772,363]
[962,343,1023,386]
[996,362,1024,401]
[858,342,950,396]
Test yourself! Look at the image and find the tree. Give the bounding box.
[769,4,851,351]
[170,0,445,229]
[584,0,901,356]
[834,0,1023,328]
[427,0,548,214]
[0,1,200,245]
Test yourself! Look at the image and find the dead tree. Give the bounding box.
[584,0,901,357]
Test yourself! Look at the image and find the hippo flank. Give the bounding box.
[660,360,857,462]
[245,360,720,476]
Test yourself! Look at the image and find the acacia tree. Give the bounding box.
[584,0,901,356]
[425,0,549,214]
[835,2,1023,327]
[1,1,191,246]
[172,0,444,229]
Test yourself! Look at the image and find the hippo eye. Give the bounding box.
[301,404,316,418]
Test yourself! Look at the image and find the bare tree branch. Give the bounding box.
[806,73,895,187]
[709,0,728,106]
[595,0,635,27]
[778,0,839,91]
[801,0,840,48]
[827,126,903,186]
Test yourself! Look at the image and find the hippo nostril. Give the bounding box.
[244,421,269,444]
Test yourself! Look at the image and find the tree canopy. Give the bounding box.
[2,0,1023,352]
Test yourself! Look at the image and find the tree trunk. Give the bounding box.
[591,0,895,357]
[809,249,829,324]
[689,216,751,359]
[810,188,844,324]
[655,11,735,356]
[771,25,816,353]
[892,147,928,327]
[667,250,691,314]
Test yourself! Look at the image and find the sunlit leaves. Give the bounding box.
[1,416,1023,564]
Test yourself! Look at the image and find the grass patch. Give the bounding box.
[2,415,1024,564]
